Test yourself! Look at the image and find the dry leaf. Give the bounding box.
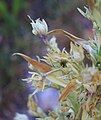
[59,79,76,102]
[48,29,89,52]
[48,29,85,43]
[13,53,66,87]
[13,53,52,73]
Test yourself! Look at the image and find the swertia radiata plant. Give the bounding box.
[14,0,101,120]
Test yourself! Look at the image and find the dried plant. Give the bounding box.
[14,0,101,120]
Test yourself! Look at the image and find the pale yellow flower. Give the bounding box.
[28,15,48,37]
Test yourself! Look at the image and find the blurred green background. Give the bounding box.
[0,0,93,119]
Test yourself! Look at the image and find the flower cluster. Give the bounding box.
[14,0,101,119]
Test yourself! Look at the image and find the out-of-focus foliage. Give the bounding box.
[0,0,29,87]
[0,0,30,119]
[14,0,101,119]
[0,0,28,36]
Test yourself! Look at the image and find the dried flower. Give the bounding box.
[28,15,48,39]
[78,0,101,28]
[70,42,84,62]
[47,36,60,53]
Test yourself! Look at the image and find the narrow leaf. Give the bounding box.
[13,53,52,73]
[59,79,76,102]
[13,53,66,87]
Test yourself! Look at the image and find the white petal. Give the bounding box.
[36,19,46,33]
[28,16,48,35]
[42,19,48,33]
[32,29,38,35]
